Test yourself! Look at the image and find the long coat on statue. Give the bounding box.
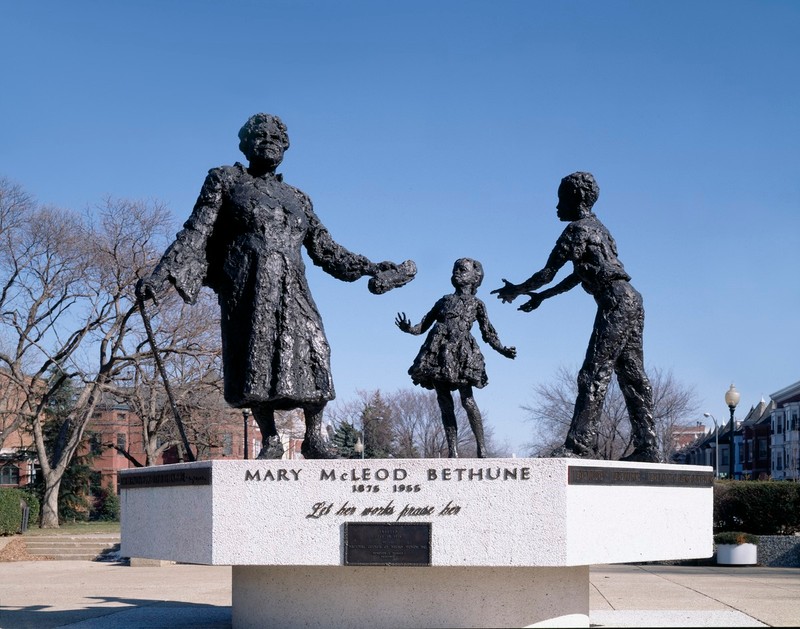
[148,162,378,409]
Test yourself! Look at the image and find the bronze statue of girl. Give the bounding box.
[396,258,516,457]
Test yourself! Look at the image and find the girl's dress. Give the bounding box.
[408,293,505,391]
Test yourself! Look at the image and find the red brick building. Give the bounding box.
[87,401,265,492]
[0,371,37,488]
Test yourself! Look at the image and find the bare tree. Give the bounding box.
[326,390,397,459]
[523,364,699,460]
[389,389,430,458]
[108,291,223,465]
[389,389,452,458]
[650,366,701,462]
[0,184,177,527]
[327,388,504,459]
[0,178,45,449]
[0,203,96,527]
[522,365,578,458]
[176,376,232,460]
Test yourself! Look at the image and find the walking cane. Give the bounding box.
[136,281,196,462]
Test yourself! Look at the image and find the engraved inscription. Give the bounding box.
[345,522,431,566]
[568,466,713,487]
[305,500,461,521]
[119,467,212,488]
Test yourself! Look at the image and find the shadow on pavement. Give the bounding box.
[0,596,231,629]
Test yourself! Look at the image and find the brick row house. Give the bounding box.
[87,398,265,492]
[676,379,800,481]
[0,426,36,488]
[0,371,37,488]
[0,387,311,494]
[768,381,800,481]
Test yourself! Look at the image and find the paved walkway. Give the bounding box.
[590,563,799,627]
[0,560,797,627]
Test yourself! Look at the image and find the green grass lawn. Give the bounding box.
[24,521,120,536]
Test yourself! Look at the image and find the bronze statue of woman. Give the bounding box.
[138,113,416,459]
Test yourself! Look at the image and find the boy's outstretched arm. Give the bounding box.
[492,238,570,303]
[519,273,580,312]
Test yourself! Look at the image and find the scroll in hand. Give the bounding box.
[368,260,417,295]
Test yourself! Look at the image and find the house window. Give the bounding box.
[758,438,768,458]
[116,433,126,450]
[89,434,103,455]
[0,464,19,485]
[222,433,233,456]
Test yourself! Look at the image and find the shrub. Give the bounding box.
[714,480,800,535]
[19,488,40,528]
[91,486,120,522]
[713,531,759,545]
[0,487,38,535]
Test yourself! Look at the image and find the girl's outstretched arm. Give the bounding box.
[476,300,516,359]
[395,300,440,335]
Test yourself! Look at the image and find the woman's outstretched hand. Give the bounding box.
[500,345,517,359]
[368,260,417,295]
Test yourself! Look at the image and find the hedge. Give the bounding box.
[714,480,800,535]
[0,487,40,535]
[19,488,40,528]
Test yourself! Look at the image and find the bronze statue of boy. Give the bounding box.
[493,172,660,462]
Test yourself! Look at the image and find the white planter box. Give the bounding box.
[716,543,757,565]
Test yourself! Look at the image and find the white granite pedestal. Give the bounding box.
[120,458,713,628]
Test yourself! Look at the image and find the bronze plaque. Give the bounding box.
[568,465,713,487]
[344,522,431,566]
[118,467,212,489]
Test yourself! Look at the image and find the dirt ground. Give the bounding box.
[0,536,52,562]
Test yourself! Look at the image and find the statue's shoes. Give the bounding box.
[549,445,595,459]
[256,436,285,459]
[619,447,662,463]
[301,440,338,460]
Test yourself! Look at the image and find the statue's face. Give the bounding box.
[556,184,581,222]
[451,259,482,290]
[242,118,288,167]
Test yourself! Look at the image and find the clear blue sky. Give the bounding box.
[2,1,798,454]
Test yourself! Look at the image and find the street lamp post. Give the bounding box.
[354,414,366,459]
[352,415,381,459]
[703,412,720,479]
[242,408,251,459]
[725,384,741,480]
